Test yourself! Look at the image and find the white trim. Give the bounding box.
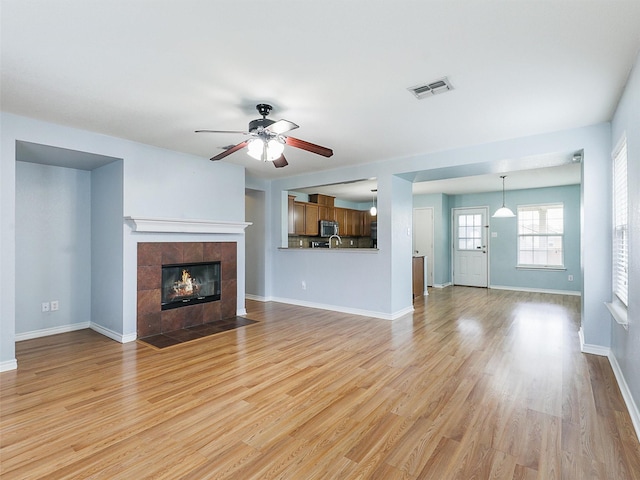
[90,323,137,343]
[608,353,640,444]
[605,301,629,329]
[489,285,581,296]
[15,322,91,342]
[433,282,452,289]
[269,296,414,321]
[237,308,247,316]
[579,327,611,356]
[246,294,270,302]
[0,359,18,372]
[124,216,251,234]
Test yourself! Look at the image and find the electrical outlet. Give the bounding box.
[299,240,303,247]
[42,302,50,312]
[51,300,59,311]
[301,280,307,290]
[568,275,574,281]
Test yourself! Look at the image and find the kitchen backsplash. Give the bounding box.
[288,236,374,249]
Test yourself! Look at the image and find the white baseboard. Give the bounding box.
[245,294,270,302]
[90,323,136,343]
[579,327,639,442]
[433,283,452,289]
[608,353,640,443]
[0,359,18,372]
[269,296,413,321]
[237,308,247,316]
[490,285,581,296]
[578,327,611,356]
[15,322,91,342]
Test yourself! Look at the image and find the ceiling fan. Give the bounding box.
[195,104,333,168]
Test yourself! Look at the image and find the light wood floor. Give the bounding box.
[1,287,639,479]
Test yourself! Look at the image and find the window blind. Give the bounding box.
[613,138,628,306]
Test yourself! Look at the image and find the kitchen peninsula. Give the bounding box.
[287,193,377,249]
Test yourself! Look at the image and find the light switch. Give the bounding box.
[491,232,498,237]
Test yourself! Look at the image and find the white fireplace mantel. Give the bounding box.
[125,216,251,234]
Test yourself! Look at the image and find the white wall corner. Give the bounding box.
[579,327,611,356]
[608,353,640,445]
[0,359,18,372]
[91,323,136,343]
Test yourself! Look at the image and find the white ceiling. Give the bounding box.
[2,1,639,194]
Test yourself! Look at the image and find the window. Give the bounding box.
[457,213,483,250]
[612,136,628,306]
[517,204,564,268]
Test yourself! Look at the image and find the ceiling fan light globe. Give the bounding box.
[247,138,264,160]
[266,139,285,161]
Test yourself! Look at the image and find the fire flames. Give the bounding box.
[169,269,200,299]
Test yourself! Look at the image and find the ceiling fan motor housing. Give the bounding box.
[249,118,275,133]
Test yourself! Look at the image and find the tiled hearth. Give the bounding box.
[136,242,237,338]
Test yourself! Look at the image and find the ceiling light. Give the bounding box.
[492,175,515,218]
[247,137,285,162]
[370,189,377,216]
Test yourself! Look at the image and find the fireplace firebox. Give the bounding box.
[161,261,221,310]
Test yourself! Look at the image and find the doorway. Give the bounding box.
[452,207,489,287]
[413,207,434,286]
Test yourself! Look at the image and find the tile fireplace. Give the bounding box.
[136,242,237,338]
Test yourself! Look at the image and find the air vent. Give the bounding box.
[408,77,453,99]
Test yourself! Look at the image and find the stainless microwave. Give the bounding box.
[319,220,339,237]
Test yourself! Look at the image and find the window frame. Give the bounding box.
[516,203,565,270]
[612,134,628,308]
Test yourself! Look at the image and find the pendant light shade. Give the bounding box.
[370,189,377,216]
[492,175,515,218]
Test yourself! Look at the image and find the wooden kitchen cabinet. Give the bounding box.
[309,194,335,206]
[412,256,425,299]
[361,211,371,237]
[305,203,319,236]
[318,205,336,221]
[288,195,296,235]
[293,202,305,235]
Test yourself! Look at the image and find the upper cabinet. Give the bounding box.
[288,192,372,238]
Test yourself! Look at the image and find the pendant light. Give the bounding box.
[370,189,377,216]
[492,175,515,218]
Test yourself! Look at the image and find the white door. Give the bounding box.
[413,207,434,286]
[453,207,488,287]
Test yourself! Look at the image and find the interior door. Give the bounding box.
[413,207,434,286]
[453,207,488,287]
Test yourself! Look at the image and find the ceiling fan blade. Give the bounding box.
[285,136,333,157]
[272,155,288,168]
[265,119,299,135]
[210,140,248,161]
[195,129,249,135]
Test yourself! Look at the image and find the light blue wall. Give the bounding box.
[91,160,124,333]
[611,49,640,420]
[1,113,247,367]
[447,184,581,293]
[15,162,92,334]
[265,124,608,322]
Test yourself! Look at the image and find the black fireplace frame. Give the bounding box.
[161,261,221,311]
